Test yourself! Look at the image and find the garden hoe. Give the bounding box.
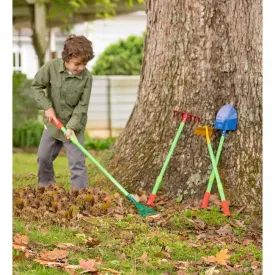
[201,104,238,209]
[147,110,200,206]
[193,126,230,216]
[51,118,158,217]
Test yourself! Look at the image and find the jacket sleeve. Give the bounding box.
[31,62,52,110]
[66,75,93,131]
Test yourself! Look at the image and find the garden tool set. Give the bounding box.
[147,110,201,206]
[200,104,237,210]
[52,104,237,217]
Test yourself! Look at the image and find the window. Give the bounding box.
[13,52,22,71]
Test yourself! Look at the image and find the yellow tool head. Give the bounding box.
[193,126,214,137]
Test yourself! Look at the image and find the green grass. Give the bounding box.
[13,152,262,275]
[13,153,70,174]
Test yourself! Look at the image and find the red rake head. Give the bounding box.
[173,110,201,123]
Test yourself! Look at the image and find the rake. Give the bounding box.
[194,125,230,216]
[51,118,158,217]
[147,110,200,206]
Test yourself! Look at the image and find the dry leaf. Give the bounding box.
[34,259,66,267]
[216,224,233,236]
[138,251,150,262]
[12,243,27,251]
[139,194,148,203]
[39,248,68,261]
[202,255,217,264]
[205,266,220,275]
[209,194,220,205]
[79,258,101,272]
[215,249,230,265]
[13,234,29,245]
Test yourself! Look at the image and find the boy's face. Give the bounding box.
[64,56,87,75]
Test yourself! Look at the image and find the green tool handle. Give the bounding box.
[60,126,129,197]
[152,122,185,194]
[207,142,226,201]
[206,135,225,192]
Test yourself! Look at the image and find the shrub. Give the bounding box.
[84,137,116,151]
[13,72,38,129]
[13,120,44,148]
[91,33,145,75]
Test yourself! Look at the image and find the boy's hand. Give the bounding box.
[45,107,57,122]
[65,129,78,141]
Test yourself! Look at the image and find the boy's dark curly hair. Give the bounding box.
[62,35,95,63]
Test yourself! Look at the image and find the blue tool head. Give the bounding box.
[214,104,238,131]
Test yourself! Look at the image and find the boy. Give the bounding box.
[31,35,94,189]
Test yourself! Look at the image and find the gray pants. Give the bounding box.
[37,129,88,189]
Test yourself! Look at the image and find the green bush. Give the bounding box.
[91,33,145,75]
[13,120,44,148]
[13,72,38,129]
[84,137,116,151]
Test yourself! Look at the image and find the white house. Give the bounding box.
[13,11,147,79]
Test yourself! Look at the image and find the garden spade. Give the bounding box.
[51,118,158,217]
[193,126,230,216]
[201,104,237,209]
[147,110,200,206]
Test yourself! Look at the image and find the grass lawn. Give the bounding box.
[12,152,262,275]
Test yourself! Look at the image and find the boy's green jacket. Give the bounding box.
[31,58,93,141]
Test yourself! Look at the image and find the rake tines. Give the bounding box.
[173,110,201,123]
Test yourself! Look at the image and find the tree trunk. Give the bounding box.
[28,3,47,67]
[109,0,262,214]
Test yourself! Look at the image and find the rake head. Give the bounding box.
[173,110,201,123]
[127,194,158,217]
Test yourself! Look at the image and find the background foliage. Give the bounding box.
[13,72,38,130]
[92,33,145,75]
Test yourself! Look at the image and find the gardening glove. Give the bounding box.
[65,128,78,142]
[45,107,57,122]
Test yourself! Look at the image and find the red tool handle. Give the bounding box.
[51,118,64,129]
[222,201,231,217]
[201,192,211,209]
[147,194,156,206]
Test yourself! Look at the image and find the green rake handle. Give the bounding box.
[51,118,158,217]
[205,127,230,216]
[51,119,129,197]
[201,135,225,208]
[147,116,187,206]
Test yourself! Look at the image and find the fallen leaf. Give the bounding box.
[216,224,233,236]
[12,244,27,251]
[86,237,100,247]
[209,194,220,205]
[201,255,217,264]
[243,239,253,246]
[251,260,260,269]
[215,249,230,265]
[79,258,102,272]
[34,259,67,267]
[139,194,148,203]
[138,251,150,263]
[39,248,68,261]
[205,266,220,275]
[13,234,29,245]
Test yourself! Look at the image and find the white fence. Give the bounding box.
[87,76,140,138]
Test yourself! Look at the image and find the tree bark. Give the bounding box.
[28,3,47,67]
[109,0,262,214]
